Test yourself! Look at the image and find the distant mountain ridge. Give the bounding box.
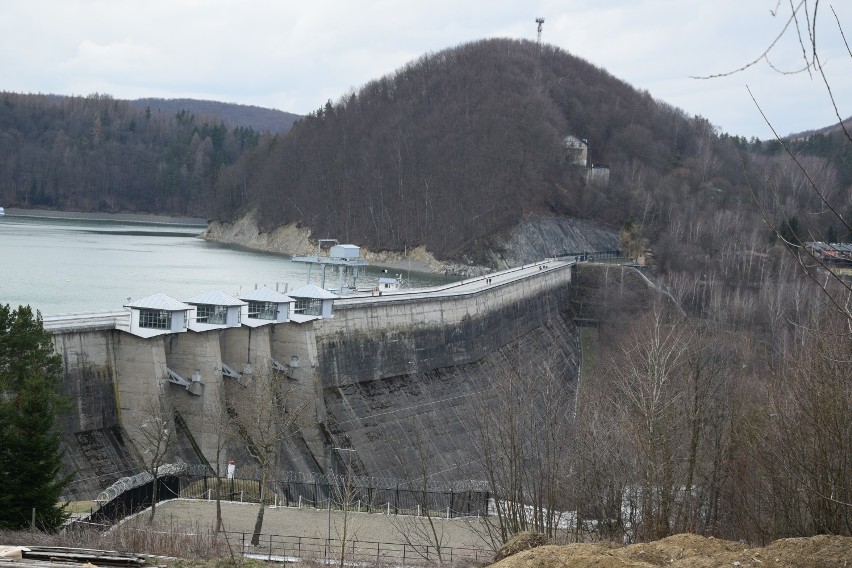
[0,92,265,215]
[130,98,301,133]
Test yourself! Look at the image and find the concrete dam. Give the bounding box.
[47,259,579,500]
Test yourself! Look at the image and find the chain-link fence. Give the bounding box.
[180,474,490,518]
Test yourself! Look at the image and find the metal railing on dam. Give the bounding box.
[42,310,129,333]
[334,258,574,307]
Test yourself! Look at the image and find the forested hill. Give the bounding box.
[0,92,263,216]
[1,40,848,264]
[130,98,301,133]
[210,38,746,262]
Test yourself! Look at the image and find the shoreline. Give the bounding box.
[2,207,207,226]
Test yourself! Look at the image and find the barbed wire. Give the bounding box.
[95,462,200,502]
[91,462,488,503]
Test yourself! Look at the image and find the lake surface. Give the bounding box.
[0,215,449,316]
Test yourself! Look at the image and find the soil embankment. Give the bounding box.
[202,212,620,275]
[202,213,486,276]
[491,533,851,568]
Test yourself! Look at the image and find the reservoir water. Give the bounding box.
[0,215,448,316]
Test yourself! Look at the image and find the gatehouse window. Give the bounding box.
[294,298,323,316]
[248,301,277,320]
[139,309,169,330]
[196,304,227,324]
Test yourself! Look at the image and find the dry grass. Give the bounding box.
[0,515,231,560]
[6,522,848,568]
[62,501,97,514]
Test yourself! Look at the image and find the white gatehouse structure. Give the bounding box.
[289,284,338,321]
[184,289,246,332]
[124,292,191,338]
[238,286,295,327]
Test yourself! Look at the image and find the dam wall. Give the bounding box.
[315,263,573,387]
[48,261,578,497]
[52,329,142,499]
[52,324,235,498]
[311,263,577,482]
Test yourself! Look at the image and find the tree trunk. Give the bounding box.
[215,475,223,535]
[251,468,267,545]
[149,474,158,523]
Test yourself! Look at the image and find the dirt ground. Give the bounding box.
[153,501,850,566]
[490,533,852,568]
[155,499,490,550]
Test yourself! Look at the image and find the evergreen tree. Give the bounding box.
[0,304,71,531]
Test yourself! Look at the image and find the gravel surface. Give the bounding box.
[156,499,491,550]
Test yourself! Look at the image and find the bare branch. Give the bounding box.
[691,0,810,79]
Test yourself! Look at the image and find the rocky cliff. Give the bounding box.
[203,211,619,274]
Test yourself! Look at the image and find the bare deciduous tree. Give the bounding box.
[747,312,852,537]
[390,418,451,564]
[592,306,737,541]
[473,344,575,543]
[327,446,360,568]
[136,394,175,523]
[227,365,303,546]
[203,394,232,538]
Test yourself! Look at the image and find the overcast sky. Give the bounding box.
[2,1,850,138]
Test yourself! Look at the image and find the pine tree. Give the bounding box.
[0,304,71,531]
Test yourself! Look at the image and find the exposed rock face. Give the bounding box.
[201,212,315,256]
[495,217,621,268]
[203,212,619,273]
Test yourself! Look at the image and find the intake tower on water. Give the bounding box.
[47,252,578,499]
